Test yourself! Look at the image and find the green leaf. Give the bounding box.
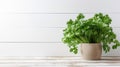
[77,13,84,20]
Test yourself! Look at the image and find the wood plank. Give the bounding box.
[0,43,79,56]
[0,27,119,42]
[0,43,120,56]
[0,0,120,13]
[0,57,118,66]
[0,14,120,27]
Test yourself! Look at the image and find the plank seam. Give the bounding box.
[2,12,120,14]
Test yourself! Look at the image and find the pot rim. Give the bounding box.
[80,43,101,45]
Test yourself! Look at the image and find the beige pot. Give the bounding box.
[81,43,102,60]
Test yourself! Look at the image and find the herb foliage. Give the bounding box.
[62,13,120,54]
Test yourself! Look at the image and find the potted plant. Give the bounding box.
[62,13,120,60]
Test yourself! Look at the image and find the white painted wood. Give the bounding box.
[0,13,120,56]
[0,0,120,13]
[0,14,120,28]
[0,43,79,56]
[0,0,120,57]
[0,13,119,41]
[0,28,62,42]
[0,27,119,42]
[0,43,120,56]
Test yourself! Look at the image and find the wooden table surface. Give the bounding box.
[0,56,119,67]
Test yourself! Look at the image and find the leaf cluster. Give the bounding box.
[62,13,120,54]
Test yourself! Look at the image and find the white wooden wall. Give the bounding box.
[0,0,120,56]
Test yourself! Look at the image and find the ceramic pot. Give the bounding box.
[81,43,102,60]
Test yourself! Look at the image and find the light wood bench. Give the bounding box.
[0,56,119,67]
